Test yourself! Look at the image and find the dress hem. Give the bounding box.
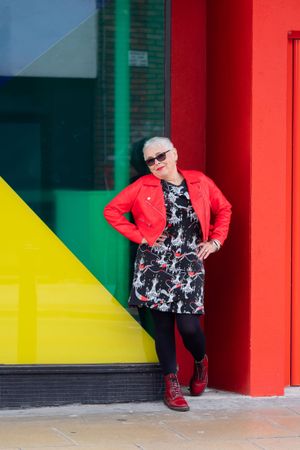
[128,304,205,315]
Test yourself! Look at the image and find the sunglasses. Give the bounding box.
[145,149,172,167]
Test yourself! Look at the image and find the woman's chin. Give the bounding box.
[153,167,167,178]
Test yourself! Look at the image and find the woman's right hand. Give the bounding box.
[141,232,167,246]
[152,232,168,247]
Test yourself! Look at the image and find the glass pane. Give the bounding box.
[0,0,165,363]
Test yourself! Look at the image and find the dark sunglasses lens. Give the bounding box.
[156,152,167,162]
[145,150,169,166]
[146,158,155,166]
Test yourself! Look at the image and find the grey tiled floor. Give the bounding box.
[0,388,300,449]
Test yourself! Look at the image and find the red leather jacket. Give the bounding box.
[103,169,232,247]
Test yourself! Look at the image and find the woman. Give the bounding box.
[104,137,231,412]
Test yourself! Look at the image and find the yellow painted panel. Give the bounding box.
[0,178,157,364]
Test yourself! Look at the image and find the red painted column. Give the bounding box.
[172,0,300,394]
[206,0,300,395]
[250,0,300,395]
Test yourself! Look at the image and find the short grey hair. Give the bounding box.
[143,137,174,154]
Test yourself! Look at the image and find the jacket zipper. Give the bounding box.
[145,200,166,219]
[145,199,166,244]
[189,184,208,241]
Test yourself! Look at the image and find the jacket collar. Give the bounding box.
[142,168,201,186]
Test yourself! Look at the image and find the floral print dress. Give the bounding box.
[128,179,205,314]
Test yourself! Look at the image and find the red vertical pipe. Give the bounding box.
[284,40,293,386]
[285,38,293,387]
[291,40,300,385]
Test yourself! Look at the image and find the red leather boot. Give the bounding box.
[189,354,208,396]
[164,373,190,411]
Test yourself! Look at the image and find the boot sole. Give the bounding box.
[163,399,190,412]
[189,382,207,397]
[189,385,206,396]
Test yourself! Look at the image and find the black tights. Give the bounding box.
[150,309,206,375]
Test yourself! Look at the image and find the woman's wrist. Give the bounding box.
[210,239,221,251]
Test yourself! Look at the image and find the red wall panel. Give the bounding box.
[171,0,206,171]
[170,0,206,385]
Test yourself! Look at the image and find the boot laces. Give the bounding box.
[169,375,182,398]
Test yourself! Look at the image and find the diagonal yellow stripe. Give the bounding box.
[0,177,157,364]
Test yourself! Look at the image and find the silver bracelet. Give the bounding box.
[211,239,221,251]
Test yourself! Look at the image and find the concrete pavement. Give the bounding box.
[0,387,300,449]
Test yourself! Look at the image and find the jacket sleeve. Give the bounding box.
[206,176,232,245]
[103,180,144,244]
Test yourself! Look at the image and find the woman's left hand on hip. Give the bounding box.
[197,241,218,260]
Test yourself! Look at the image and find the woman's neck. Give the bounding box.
[164,170,184,186]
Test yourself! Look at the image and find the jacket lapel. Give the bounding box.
[142,175,166,220]
[140,169,207,237]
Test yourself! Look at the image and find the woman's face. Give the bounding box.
[143,144,178,179]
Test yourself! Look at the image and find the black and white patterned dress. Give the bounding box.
[128,179,205,314]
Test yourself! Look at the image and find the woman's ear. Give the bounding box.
[173,147,178,161]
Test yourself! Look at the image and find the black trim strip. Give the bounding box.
[0,364,164,408]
